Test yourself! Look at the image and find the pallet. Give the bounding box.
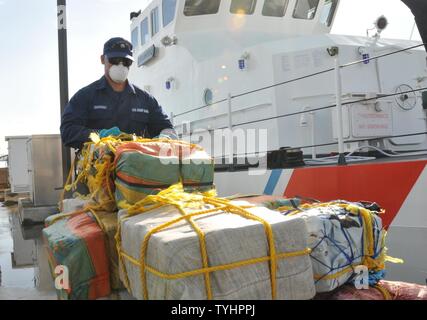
[0,168,8,186]
[1,189,30,207]
[0,188,8,202]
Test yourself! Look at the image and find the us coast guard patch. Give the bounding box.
[132,108,150,114]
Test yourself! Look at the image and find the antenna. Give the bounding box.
[409,20,416,40]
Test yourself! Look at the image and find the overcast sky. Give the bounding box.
[0,0,422,156]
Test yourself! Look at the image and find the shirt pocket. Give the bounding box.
[88,105,113,120]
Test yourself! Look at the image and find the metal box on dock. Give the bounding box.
[26,135,63,207]
[5,136,31,193]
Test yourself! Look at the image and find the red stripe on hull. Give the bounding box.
[284,160,427,228]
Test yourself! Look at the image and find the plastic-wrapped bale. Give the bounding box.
[281,201,387,293]
[228,195,301,210]
[113,141,181,206]
[60,198,91,214]
[379,280,427,300]
[314,280,427,300]
[116,192,315,300]
[45,208,123,292]
[43,211,111,300]
[178,144,215,193]
[114,141,215,207]
[95,211,123,290]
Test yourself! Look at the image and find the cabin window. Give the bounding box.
[230,0,257,15]
[319,0,338,27]
[163,0,177,26]
[131,26,139,48]
[262,0,289,17]
[141,17,150,45]
[151,7,160,36]
[203,88,213,105]
[292,0,319,20]
[184,0,221,16]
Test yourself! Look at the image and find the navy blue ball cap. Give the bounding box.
[103,37,134,61]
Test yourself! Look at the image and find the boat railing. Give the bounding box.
[172,42,427,166]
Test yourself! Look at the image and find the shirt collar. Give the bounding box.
[96,76,136,95]
[127,82,137,95]
[96,76,108,90]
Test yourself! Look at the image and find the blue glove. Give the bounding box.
[368,270,386,286]
[155,128,178,140]
[99,127,123,138]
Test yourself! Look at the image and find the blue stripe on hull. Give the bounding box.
[263,169,283,195]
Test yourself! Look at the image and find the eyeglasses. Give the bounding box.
[111,41,132,51]
[108,57,133,67]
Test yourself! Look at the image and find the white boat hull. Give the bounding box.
[214,158,427,285]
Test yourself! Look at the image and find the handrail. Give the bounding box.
[231,131,427,158]
[179,86,427,132]
[172,43,426,119]
[174,42,427,164]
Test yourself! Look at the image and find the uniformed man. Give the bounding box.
[60,37,176,149]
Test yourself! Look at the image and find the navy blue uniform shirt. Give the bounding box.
[60,76,174,149]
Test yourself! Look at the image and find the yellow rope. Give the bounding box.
[120,248,311,280]
[55,137,213,297]
[345,204,379,270]
[205,197,279,299]
[138,204,224,300]
[47,203,110,226]
[63,136,210,214]
[56,138,309,300]
[87,208,106,233]
[114,217,132,294]
[175,206,212,299]
[374,284,392,300]
[57,148,399,298]
[121,248,311,280]
[59,157,76,212]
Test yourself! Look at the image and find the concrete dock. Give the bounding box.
[0,205,56,300]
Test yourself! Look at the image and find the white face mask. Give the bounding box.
[109,63,129,83]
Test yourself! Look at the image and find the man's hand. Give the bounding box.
[99,127,123,138]
[155,128,178,140]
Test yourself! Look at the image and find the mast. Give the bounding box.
[57,0,71,184]
[401,0,427,51]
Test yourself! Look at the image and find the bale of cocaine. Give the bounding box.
[117,192,315,300]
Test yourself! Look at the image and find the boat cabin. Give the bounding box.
[130,0,339,59]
